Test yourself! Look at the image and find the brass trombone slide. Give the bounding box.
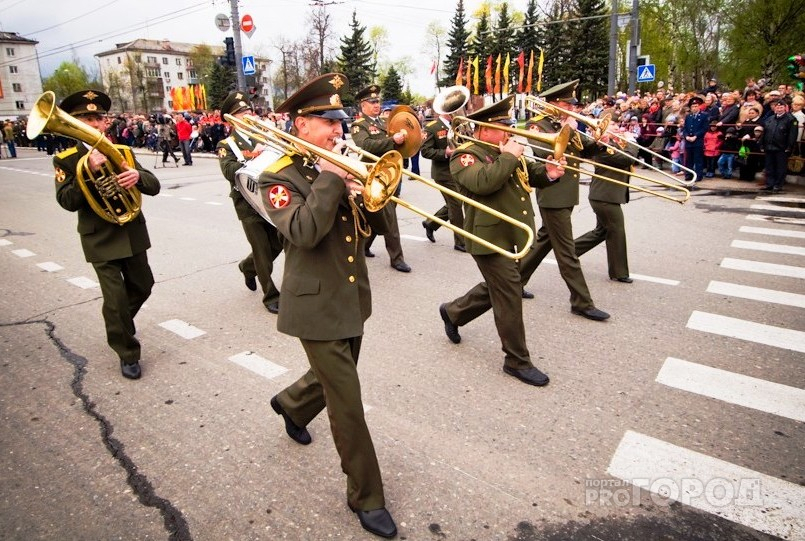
[449,120,690,204]
[524,95,698,186]
[225,113,535,260]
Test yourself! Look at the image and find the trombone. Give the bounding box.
[224,113,535,260]
[524,95,698,186]
[450,117,690,205]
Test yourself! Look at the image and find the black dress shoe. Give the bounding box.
[391,262,411,273]
[266,301,279,314]
[352,507,397,538]
[613,277,633,283]
[120,360,141,380]
[453,244,467,252]
[522,289,534,299]
[270,396,311,445]
[439,303,461,344]
[503,365,549,386]
[244,273,257,291]
[364,248,375,258]
[572,307,610,321]
[422,220,435,243]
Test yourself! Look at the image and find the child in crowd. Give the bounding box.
[718,127,740,179]
[667,132,684,175]
[703,121,723,177]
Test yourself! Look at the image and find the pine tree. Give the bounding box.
[468,8,495,79]
[492,2,516,58]
[336,11,374,104]
[441,0,470,88]
[208,63,236,110]
[381,66,404,102]
[541,0,575,90]
[569,0,609,99]
[516,0,541,59]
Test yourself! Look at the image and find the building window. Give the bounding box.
[117,56,122,64]
[6,48,15,57]
[186,58,194,68]
[188,69,197,79]
[145,67,160,77]
[9,66,17,74]
[15,101,24,110]
[162,57,168,65]
[175,58,182,66]
[166,86,172,93]
[147,56,157,64]
[177,72,183,80]
[163,72,171,81]
[12,83,21,92]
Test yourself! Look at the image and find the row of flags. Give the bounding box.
[451,50,545,95]
[170,84,208,111]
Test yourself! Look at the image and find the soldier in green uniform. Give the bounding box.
[573,129,639,282]
[259,73,397,539]
[438,96,565,387]
[217,91,283,314]
[53,90,161,379]
[419,107,466,252]
[350,84,411,273]
[518,80,611,321]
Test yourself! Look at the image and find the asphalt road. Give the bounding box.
[1,146,803,541]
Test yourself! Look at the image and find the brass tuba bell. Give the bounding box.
[27,91,142,225]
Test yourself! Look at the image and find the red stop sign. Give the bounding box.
[241,14,254,33]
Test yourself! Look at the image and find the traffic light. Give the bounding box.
[224,37,236,67]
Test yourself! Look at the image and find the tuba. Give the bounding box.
[27,91,142,225]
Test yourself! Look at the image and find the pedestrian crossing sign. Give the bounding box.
[242,55,256,76]
[637,64,656,83]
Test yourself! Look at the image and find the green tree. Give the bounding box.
[468,7,494,66]
[491,2,516,58]
[208,63,237,110]
[569,0,609,99]
[541,0,575,89]
[381,65,404,102]
[188,44,217,87]
[516,0,541,57]
[441,0,471,88]
[42,62,93,102]
[336,10,374,104]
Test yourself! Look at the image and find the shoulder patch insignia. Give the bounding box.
[351,125,361,134]
[55,167,66,183]
[266,184,291,209]
[217,147,228,158]
[459,153,476,167]
[56,147,78,159]
[265,154,294,174]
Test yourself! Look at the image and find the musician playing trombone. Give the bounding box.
[258,74,397,539]
[439,96,565,387]
[216,91,283,314]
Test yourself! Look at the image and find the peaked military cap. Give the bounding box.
[687,95,705,107]
[60,89,111,116]
[467,95,515,126]
[355,84,381,102]
[277,73,349,120]
[539,79,580,105]
[221,91,252,116]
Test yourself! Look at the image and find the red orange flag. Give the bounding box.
[503,53,510,95]
[525,50,534,94]
[517,51,526,93]
[472,57,480,95]
[456,57,464,86]
[494,53,501,95]
[485,55,493,94]
[465,57,471,90]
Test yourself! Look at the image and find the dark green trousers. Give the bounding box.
[574,200,628,279]
[519,207,594,311]
[92,251,153,364]
[238,217,282,308]
[444,254,533,370]
[365,201,405,265]
[424,178,465,248]
[276,336,386,511]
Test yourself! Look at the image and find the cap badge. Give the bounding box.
[329,76,345,90]
[86,104,97,111]
[330,94,342,106]
[83,91,98,101]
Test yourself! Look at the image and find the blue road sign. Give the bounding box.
[242,55,256,76]
[637,64,656,83]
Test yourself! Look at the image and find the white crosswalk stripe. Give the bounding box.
[228,351,288,379]
[720,257,805,279]
[731,239,805,256]
[158,319,206,339]
[738,225,805,239]
[746,214,805,226]
[687,310,805,353]
[707,280,805,308]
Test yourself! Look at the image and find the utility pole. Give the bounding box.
[279,47,291,100]
[627,0,639,94]
[608,0,618,95]
[229,0,246,91]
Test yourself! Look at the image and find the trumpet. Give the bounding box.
[224,113,535,260]
[525,95,697,186]
[449,118,690,204]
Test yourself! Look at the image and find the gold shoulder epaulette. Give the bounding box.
[455,142,473,151]
[265,154,294,174]
[426,120,439,127]
[353,117,365,124]
[56,147,78,159]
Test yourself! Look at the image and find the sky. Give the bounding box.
[0,0,503,98]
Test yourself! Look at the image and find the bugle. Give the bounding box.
[525,95,697,186]
[449,121,690,204]
[225,113,535,260]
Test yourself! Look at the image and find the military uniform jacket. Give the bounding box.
[589,141,639,204]
[217,131,264,222]
[54,143,160,263]
[531,118,599,209]
[682,112,709,147]
[762,113,799,153]
[259,154,376,340]
[351,114,395,159]
[449,142,553,255]
[420,117,452,181]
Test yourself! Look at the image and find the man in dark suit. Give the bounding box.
[259,74,397,539]
[574,131,639,282]
[350,84,411,273]
[53,90,161,379]
[518,80,610,322]
[439,96,565,387]
[217,91,283,314]
[682,95,709,182]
